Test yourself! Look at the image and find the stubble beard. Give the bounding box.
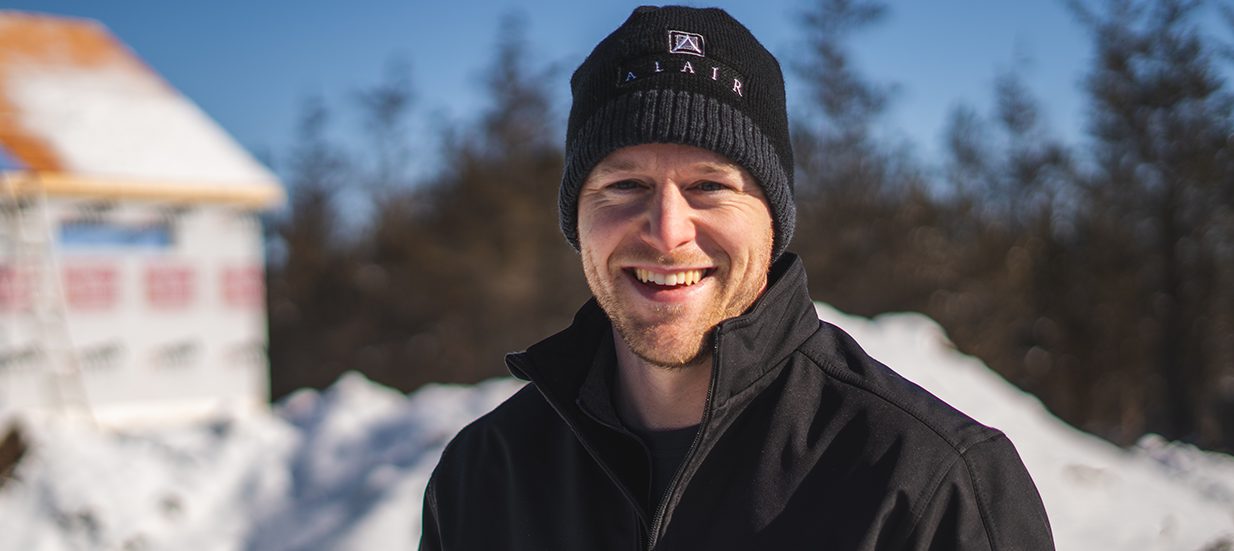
[581,245,771,370]
[611,300,717,369]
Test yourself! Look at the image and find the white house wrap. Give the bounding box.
[0,11,284,425]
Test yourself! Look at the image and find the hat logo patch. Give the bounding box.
[668,30,705,57]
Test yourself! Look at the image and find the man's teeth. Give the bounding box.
[634,268,705,286]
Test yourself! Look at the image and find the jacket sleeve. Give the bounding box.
[902,434,1055,551]
[419,476,444,551]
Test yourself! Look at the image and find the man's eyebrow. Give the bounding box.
[590,158,641,177]
[692,162,740,175]
[590,159,740,177]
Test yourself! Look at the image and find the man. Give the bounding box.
[421,6,1053,550]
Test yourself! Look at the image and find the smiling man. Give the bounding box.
[421,6,1054,550]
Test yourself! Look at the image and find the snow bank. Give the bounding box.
[1,305,1232,550]
[0,376,523,551]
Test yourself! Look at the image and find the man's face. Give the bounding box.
[578,143,775,368]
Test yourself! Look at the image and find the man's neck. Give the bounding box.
[612,328,712,431]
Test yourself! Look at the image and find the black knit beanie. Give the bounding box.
[560,5,795,259]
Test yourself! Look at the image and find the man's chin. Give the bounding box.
[633,349,709,369]
[616,327,710,369]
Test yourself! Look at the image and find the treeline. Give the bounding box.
[265,0,1234,453]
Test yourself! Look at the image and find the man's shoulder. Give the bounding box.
[795,320,1006,456]
[439,382,556,456]
[780,321,1053,547]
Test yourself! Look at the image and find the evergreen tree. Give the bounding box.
[791,0,943,317]
[1069,0,1234,447]
[411,12,586,386]
[267,97,357,398]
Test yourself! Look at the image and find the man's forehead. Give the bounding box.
[589,147,743,178]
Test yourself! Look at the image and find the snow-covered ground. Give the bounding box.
[2,304,1233,550]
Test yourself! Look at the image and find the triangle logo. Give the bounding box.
[668,30,705,57]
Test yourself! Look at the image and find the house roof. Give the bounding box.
[0,11,283,208]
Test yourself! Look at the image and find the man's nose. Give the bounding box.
[643,185,696,252]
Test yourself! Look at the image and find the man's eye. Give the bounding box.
[695,181,729,192]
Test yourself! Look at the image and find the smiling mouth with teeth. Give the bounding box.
[633,268,709,287]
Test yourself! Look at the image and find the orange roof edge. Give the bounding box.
[1,170,286,210]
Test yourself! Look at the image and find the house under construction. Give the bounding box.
[0,11,284,425]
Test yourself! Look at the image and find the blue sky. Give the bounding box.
[10,1,1108,178]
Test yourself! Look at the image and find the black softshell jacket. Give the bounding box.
[421,255,1054,550]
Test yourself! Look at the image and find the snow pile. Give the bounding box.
[0,410,294,550]
[246,374,523,550]
[1,305,1233,550]
[0,376,523,551]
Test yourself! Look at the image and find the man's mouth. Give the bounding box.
[631,268,712,288]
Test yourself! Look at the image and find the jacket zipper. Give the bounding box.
[644,330,723,550]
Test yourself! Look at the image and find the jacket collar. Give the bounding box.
[507,253,819,423]
[707,253,820,410]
